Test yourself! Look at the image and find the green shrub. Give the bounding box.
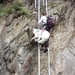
[0,4,10,16]
[12,0,23,11]
[12,0,31,16]
[0,4,15,16]
[0,1,31,17]
[20,7,31,16]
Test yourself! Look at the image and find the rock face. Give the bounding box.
[55,37,75,75]
[0,0,75,75]
[53,1,75,75]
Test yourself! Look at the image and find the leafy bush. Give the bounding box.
[12,0,31,16]
[0,1,31,17]
[0,4,8,16]
[20,7,31,16]
[12,0,23,11]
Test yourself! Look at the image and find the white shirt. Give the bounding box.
[38,16,47,25]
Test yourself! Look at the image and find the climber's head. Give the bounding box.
[42,11,46,16]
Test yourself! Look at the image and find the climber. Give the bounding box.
[38,11,55,53]
[38,11,55,32]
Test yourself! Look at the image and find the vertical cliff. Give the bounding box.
[0,0,75,75]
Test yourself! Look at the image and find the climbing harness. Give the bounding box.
[41,28,44,32]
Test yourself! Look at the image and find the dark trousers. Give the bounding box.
[41,39,49,48]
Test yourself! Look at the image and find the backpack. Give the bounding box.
[46,16,55,29]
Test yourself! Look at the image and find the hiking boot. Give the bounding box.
[43,48,48,53]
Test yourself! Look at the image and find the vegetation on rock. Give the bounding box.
[0,0,32,17]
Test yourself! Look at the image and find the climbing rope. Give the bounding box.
[45,1,50,75]
[43,0,45,5]
[46,0,48,15]
[35,0,36,8]
[38,0,40,75]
